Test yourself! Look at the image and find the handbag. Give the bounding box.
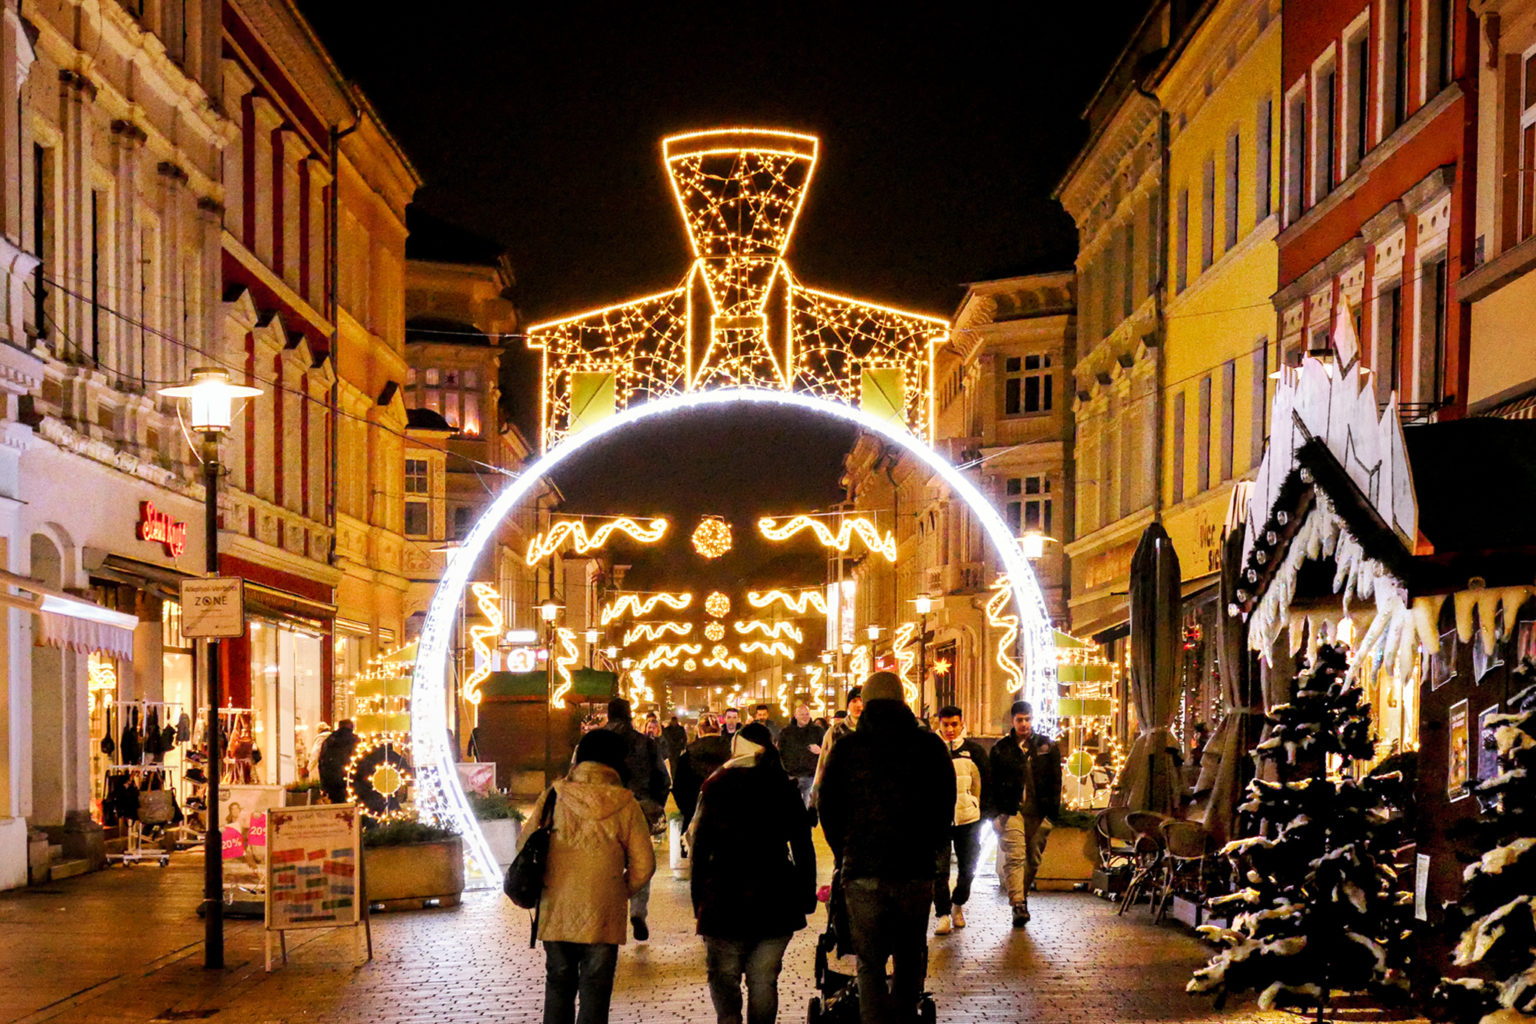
[505,786,557,923]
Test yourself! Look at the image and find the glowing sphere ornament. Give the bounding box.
[704,621,726,641]
[691,516,733,559]
[705,591,731,618]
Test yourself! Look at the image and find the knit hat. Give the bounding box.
[861,671,903,704]
[736,721,774,752]
[574,729,630,782]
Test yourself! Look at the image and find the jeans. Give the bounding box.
[998,814,1052,906]
[794,774,815,809]
[844,877,931,1024]
[629,879,650,921]
[703,934,792,1024]
[933,821,981,916]
[542,941,618,1024]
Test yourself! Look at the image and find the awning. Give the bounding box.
[0,570,138,662]
[1476,390,1536,421]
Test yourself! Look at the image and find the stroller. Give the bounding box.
[808,871,936,1024]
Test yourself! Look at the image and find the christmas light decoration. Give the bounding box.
[635,644,704,671]
[740,640,797,660]
[757,514,897,561]
[623,621,694,645]
[685,658,699,672]
[411,386,1057,886]
[550,627,579,708]
[600,591,693,625]
[733,619,804,643]
[691,516,733,559]
[348,644,419,822]
[463,583,503,707]
[703,652,749,672]
[776,682,790,718]
[893,623,919,708]
[704,591,731,618]
[526,129,949,451]
[984,574,1026,696]
[704,621,726,642]
[524,516,669,564]
[848,644,871,682]
[806,665,827,717]
[747,589,827,615]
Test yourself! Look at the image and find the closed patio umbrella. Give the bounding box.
[1196,525,1262,845]
[1119,523,1181,815]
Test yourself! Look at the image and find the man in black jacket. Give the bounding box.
[987,700,1062,928]
[776,703,824,809]
[604,697,669,941]
[316,719,360,804]
[819,672,953,1024]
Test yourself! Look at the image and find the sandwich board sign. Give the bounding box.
[264,803,372,971]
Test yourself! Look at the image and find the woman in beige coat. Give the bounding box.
[520,729,656,1024]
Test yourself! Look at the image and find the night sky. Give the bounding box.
[297,2,1148,586]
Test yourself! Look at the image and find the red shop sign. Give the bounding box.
[137,501,187,557]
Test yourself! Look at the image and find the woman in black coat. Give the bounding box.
[672,714,731,831]
[689,722,816,1024]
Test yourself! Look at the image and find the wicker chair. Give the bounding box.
[1154,819,1216,922]
[1117,810,1171,915]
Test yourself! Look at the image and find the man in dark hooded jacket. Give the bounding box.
[316,719,360,804]
[604,698,668,941]
[818,672,953,1024]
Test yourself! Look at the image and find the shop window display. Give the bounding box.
[248,619,325,785]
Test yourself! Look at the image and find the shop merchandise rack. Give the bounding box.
[103,763,176,867]
[103,698,198,856]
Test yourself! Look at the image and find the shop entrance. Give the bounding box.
[409,387,1059,878]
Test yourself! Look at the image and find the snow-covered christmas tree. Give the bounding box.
[1437,663,1536,1024]
[1189,643,1413,1013]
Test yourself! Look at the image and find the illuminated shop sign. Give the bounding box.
[137,501,187,557]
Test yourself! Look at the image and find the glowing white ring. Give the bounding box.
[411,387,1057,885]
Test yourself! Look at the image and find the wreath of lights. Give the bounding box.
[704,621,726,642]
[349,648,418,822]
[691,516,733,559]
[704,592,731,618]
[733,619,804,643]
[984,574,1026,696]
[624,621,693,645]
[740,639,797,660]
[350,742,414,818]
[747,589,828,615]
[601,591,693,625]
[757,514,897,561]
[525,516,669,565]
[463,582,503,707]
[526,129,948,451]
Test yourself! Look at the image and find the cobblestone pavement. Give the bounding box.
[0,834,1416,1024]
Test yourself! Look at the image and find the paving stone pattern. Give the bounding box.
[0,834,1402,1024]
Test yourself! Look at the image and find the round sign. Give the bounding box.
[1066,749,1096,779]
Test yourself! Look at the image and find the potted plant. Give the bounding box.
[469,792,525,868]
[283,780,322,806]
[362,819,464,909]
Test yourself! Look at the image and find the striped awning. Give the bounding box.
[1478,391,1536,421]
[0,570,137,661]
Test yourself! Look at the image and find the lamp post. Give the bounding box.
[541,601,562,787]
[158,367,261,971]
[913,594,932,714]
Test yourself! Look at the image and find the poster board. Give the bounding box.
[456,762,496,796]
[219,784,283,896]
[263,803,370,970]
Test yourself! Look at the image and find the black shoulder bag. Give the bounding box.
[505,787,557,945]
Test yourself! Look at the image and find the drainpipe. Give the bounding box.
[327,105,361,564]
[1132,79,1170,525]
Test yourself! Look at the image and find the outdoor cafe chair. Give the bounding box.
[1154,819,1216,923]
[1093,808,1136,873]
[1117,810,1171,915]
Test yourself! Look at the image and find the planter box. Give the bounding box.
[1035,826,1094,891]
[283,790,316,806]
[480,818,521,868]
[364,837,465,910]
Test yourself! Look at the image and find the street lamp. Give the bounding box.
[158,367,261,971]
[866,623,881,642]
[540,601,563,786]
[913,595,932,715]
[584,628,599,668]
[1019,531,1052,561]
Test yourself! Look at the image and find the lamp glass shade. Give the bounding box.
[604,645,618,659]
[584,629,599,644]
[913,595,932,615]
[866,624,880,641]
[1020,532,1047,560]
[158,368,262,433]
[539,602,561,622]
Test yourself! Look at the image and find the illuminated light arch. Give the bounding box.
[757,514,897,561]
[411,387,1057,884]
[524,516,669,565]
[748,589,828,615]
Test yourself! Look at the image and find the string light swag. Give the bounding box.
[747,589,827,615]
[601,591,693,625]
[704,591,731,618]
[740,640,797,660]
[984,574,1026,697]
[757,514,896,561]
[691,516,733,559]
[893,623,919,708]
[463,583,503,708]
[525,516,668,565]
[526,128,947,449]
[734,619,804,643]
[624,621,694,645]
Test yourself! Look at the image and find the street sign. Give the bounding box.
[180,576,246,638]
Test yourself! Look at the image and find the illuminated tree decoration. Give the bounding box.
[601,591,693,625]
[348,645,419,822]
[747,589,828,615]
[984,574,1026,696]
[733,619,804,643]
[704,591,731,618]
[463,582,503,707]
[524,516,669,565]
[704,621,726,641]
[623,621,694,645]
[893,622,920,708]
[757,514,897,561]
[526,128,948,450]
[691,516,733,559]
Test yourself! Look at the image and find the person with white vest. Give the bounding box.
[932,704,990,935]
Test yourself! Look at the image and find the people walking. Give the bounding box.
[316,719,360,804]
[810,686,863,806]
[662,715,689,777]
[521,729,656,1024]
[720,707,742,738]
[603,698,670,941]
[673,714,732,832]
[750,703,781,741]
[689,722,816,1024]
[932,705,989,935]
[776,703,824,809]
[988,700,1062,928]
[818,673,953,1024]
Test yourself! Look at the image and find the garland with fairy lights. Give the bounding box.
[748,589,827,615]
[757,514,897,561]
[525,516,668,565]
[691,516,733,559]
[601,591,693,625]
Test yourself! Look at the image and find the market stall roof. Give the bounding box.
[0,569,138,662]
